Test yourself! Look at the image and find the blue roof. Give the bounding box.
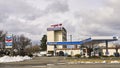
[47,41,84,45]
[47,38,93,45]
[82,38,92,43]
[47,36,118,45]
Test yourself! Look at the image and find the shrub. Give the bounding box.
[74,54,81,58]
[114,52,119,57]
[48,51,54,56]
[28,53,33,57]
[89,56,100,58]
[109,55,114,57]
[102,55,108,57]
[67,55,72,57]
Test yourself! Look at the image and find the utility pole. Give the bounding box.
[105,40,109,56]
[70,35,72,42]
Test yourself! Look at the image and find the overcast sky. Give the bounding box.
[0,0,120,44]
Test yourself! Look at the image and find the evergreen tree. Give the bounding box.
[40,35,47,51]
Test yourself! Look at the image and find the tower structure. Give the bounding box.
[47,24,67,54]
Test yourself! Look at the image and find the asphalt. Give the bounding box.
[1,57,120,68]
[0,56,66,68]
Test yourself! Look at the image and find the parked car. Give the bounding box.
[46,53,52,57]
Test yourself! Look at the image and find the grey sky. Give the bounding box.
[0,0,120,44]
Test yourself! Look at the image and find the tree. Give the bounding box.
[12,34,32,56]
[114,43,120,53]
[19,35,31,49]
[25,45,40,54]
[13,35,18,49]
[13,35,31,50]
[40,35,47,51]
[0,30,7,49]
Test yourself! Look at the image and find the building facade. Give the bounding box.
[47,24,119,57]
[47,24,67,55]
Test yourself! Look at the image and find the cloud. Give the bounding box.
[0,0,42,22]
[71,0,120,37]
[0,0,120,44]
[0,0,70,44]
[45,0,69,13]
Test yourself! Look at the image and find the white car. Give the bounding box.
[46,53,52,57]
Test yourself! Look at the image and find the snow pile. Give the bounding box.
[111,61,119,63]
[85,62,93,63]
[0,56,32,63]
[102,61,106,63]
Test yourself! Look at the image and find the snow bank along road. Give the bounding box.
[0,56,32,63]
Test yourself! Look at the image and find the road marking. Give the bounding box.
[57,62,66,64]
[47,64,55,66]
[32,65,46,68]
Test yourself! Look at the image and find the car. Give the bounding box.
[46,53,52,57]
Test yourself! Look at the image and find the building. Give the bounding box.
[102,47,119,56]
[47,24,67,55]
[47,24,119,57]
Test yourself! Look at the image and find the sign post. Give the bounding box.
[5,34,13,49]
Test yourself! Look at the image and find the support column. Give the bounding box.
[54,45,56,56]
[105,41,109,56]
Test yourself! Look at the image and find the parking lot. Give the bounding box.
[1,57,120,68]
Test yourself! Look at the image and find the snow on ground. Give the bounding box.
[111,61,119,63]
[0,56,32,63]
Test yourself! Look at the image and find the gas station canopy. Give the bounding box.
[47,36,118,45]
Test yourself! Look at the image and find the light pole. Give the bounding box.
[70,35,72,42]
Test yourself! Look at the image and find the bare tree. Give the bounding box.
[0,30,7,49]
[25,45,40,54]
[12,34,32,56]
[13,35,31,49]
[19,35,31,49]
[114,43,120,53]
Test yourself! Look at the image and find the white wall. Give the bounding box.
[54,31,62,42]
[47,45,54,51]
[47,31,54,42]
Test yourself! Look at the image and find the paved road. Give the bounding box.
[0,57,66,68]
[51,64,120,68]
[1,63,120,68]
[1,57,120,68]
